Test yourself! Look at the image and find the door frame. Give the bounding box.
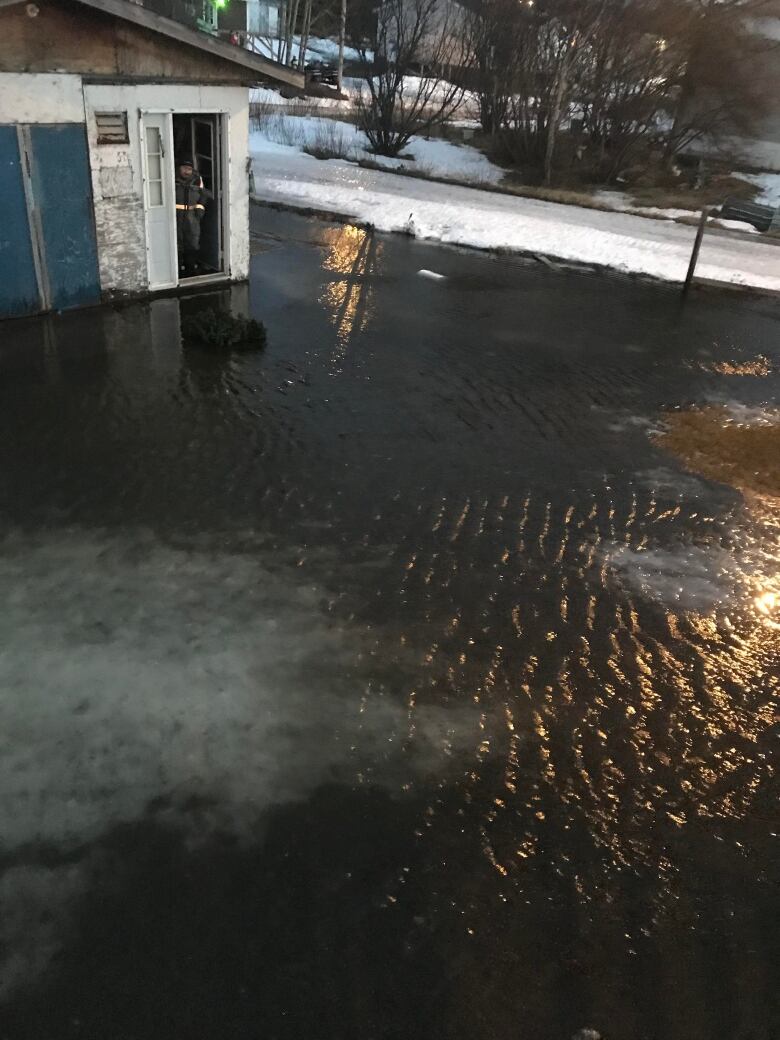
[140,108,231,289]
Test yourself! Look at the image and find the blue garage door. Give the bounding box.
[0,126,40,319]
[29,125,101,312]
[0,123,101,320]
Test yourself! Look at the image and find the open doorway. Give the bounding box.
[172,113,225,281]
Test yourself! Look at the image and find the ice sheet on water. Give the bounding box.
[0,529,487,847]
[638,466,717,498]
[0,528,486,996]
[606,413,665,436]
[700,398,780,426]
[604,542,744,612]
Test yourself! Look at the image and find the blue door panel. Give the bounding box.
[0,126,41,319]
[29,124,101,311]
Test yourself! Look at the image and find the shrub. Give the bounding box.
[302,120,356,161]
[181,309,267,352]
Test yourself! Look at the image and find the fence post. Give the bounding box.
[683,206,709,295]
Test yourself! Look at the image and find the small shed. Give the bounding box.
[0,0,303,319]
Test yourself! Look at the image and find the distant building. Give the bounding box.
[0,0,303,320]
[218,0,282,40]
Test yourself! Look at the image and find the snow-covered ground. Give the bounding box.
[252,116,504,184]
[251,135,780,292]
[739,171,780,207]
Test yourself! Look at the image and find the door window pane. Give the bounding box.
[195,123,211,156]
[146,127,164,209]
[196,155,213,191]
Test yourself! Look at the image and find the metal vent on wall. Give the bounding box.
[95,112,129,145]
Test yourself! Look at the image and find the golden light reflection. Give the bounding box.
[382,471,779,925]
[700,357,772,376]
[754,588,779,630]
[653,406,780,503]
[319,224,382,368]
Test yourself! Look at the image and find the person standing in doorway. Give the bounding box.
[175,158,210,277]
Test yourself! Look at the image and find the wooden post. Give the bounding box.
[299,0,312,70]
[337,0,347,93]
[683,206,709,295]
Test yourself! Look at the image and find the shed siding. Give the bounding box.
[83,86,147,295]
[0,73,85,124]
[0,2,251,82]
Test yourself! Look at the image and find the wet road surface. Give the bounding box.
[0,208,778,1040]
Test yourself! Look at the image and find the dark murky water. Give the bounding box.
[0,209,778,1040]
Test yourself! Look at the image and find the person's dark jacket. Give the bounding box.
[175,171,211,253]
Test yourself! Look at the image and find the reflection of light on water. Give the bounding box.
[653,404,780,502]
[754,589,779,629]
[319,225,382,368]
[701,357,772,376]
[384,484,780,914]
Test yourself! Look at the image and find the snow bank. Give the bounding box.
[250,138,780,291]
[251,116,505,185]
[710,218,759,234]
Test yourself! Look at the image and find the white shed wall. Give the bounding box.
[0,73,85,124]
[83,83,250,295]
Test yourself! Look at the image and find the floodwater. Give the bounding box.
[0,209,778,1040]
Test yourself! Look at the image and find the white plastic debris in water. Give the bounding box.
[418,269,447,281]
[572,1030,602,1040]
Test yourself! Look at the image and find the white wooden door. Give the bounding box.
[140,113,177,289]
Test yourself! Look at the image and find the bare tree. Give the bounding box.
[661,0,777,162]
[464,0,524,135]
[498,0,578,173]
[353,0,471,157]
[487,0,776,184]
[575,0,685,179]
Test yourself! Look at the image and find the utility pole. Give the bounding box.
[337,0,347,93]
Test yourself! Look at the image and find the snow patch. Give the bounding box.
[251,116,504,185]
[737,171,780,208]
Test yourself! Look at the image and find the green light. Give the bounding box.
[213,0,227,7]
